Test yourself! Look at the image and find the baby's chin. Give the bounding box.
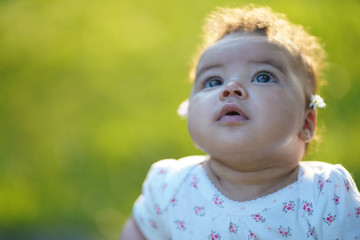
[199,142,257,157]
[201,147,255,164]
[203,143,299,164]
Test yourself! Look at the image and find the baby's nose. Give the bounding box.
[220,82,248,100]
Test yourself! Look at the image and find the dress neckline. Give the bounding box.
[194,163,300,215]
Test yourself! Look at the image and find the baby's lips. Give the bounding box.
[217,103,249,121]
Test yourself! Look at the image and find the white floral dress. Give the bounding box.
[133,156,360,239]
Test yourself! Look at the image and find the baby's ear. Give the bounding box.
[299,109,317,142]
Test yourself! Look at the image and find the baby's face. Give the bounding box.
[188,33,308,164]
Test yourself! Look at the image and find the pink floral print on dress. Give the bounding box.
[248,231,258,239]
[212,194,224,208]
[317,176,324,191]
[150,220,158,229]
[355,207,360,218]
[170,195,177,207]
[229,222,238,234]
[194,206,205,216]
[302,200,314,216]
[345,180,350,191]
[155,204,162,215]
[333,194,340,205]
[307,227,315,238]
[175,220,186,231]
[323,213,336,225]
[278,226,291,237]
[282,201,295,213]
[190,176,199,189]
[252,214,266,223]
[208,231,221,240]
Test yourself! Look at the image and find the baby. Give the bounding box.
[121,5,360,239]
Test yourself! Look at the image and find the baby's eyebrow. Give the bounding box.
[195,57,288,81]
[250,58,287,74]
[195,64,223,81]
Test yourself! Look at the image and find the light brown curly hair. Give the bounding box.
[189,5,326,107]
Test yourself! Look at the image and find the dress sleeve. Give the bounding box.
[132,159,176,240]
[314,164,360,238]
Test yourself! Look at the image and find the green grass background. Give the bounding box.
[0,0,359,239]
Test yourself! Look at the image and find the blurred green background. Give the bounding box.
[0,0,359,239]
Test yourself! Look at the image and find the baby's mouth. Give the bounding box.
[217,104,249,123]
[226,111,241,116]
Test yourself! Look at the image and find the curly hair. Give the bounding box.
[189,5,326,104]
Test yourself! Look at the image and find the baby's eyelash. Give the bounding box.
[252,70,279,83]
[202,76,223,88]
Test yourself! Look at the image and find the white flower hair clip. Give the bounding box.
[309,94,326,109]
[177,98,189,119]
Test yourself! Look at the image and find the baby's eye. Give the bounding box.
[204,78,223,88]
[252,72,277,83]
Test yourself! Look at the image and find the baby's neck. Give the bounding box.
[202,157,299,202]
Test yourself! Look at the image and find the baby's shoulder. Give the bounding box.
[300,161,354,181]
[298,162,360,237]
[146,155,206,181]
[141,155,207,206]
[299,161,359,202]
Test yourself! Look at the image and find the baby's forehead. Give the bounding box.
[196,34,295,75]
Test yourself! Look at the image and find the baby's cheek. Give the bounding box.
[187,111,200,137]
[187,108,206,144]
